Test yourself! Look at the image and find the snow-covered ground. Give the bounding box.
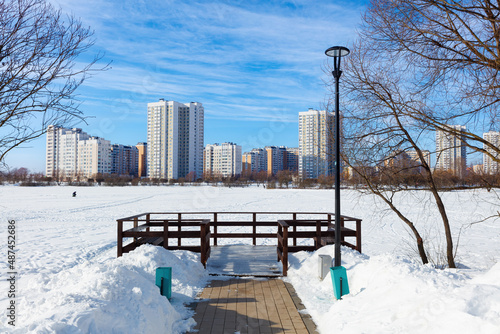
[0,185,499,333]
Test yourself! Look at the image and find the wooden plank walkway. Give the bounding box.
[207,245,282,277]
[188,278,317,334]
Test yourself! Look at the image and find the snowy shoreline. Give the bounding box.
[1,185,499,333]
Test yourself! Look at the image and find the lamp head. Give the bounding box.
[325,46,350,58]
[325,46,350,79]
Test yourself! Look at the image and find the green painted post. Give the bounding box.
[156,267,172,300]
[330,266,349,300]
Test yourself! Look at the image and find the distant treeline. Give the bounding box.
[2,167,499,190]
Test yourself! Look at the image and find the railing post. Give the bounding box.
[276,221,281,262]
[213,213,218,246]
[133,217,138,243]
[277,223,282,261]
[315,220,321,250]
[163,220,168,249]
[178,213,182,246]
[356,219,362,253]
[117,220,123,257]
[328,214,334,243]
[206,220,211,266]
[283,225,288,276]
[200,222,206,268]
[253,213,257,246]
[146,214,150,232]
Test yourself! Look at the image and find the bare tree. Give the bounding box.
[361,0,500,162]
[0,0,106,163]
[332,36,456,267]
[277,170,293,188]
[331,0,500,268]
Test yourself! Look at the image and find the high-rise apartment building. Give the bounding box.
[384,149,412,168]
[285,147,299,172]
[136,142,147,177]
[265,146,286,176]
[78,137,112,178]
[46,125,90,178]
[407,150,431,168]
[147,99,204,180]
[435,125,467,177]
[242,148,266,176]
[46,125,137,179]
[242,146,299,176]
[384,149,431,173]
[204,142,242,178]
[483,131,500,175]
[264,146,299,176]
[241,152,252,176]
[298,109,335,179]
[111,144,139,176]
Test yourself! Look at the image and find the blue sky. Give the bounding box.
[5,0,367,173]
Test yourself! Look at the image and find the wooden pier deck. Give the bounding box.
[207,245,282,277]
[188,278,318,334]
[117,211,362,276]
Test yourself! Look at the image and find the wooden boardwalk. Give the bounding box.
[207,245,282,277]
[188,278,317,334]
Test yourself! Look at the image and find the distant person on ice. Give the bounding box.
[72,191,76,197]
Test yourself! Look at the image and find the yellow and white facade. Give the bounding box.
[483,131,500,175]
[147,99,204,180]
[298,109,335,179]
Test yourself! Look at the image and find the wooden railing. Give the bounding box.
[277,216,361,276]
[117,212,361,275]
[117,213,211,268]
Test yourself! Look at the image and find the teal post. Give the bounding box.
[155,267,172,300]
[330,266,349,300]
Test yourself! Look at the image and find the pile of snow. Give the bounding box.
[287,245,500,333]
[5,245,209,333]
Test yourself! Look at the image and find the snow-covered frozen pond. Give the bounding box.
[1,185,499,333]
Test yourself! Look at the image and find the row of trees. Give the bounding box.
[345,164,500,189]
[4,166,500,189]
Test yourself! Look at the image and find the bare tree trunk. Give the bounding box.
[347,163,429,264]
[395,111,457,268]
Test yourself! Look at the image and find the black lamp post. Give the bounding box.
[325,46,350,268]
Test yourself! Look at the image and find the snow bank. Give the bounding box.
[5,245,209,333]
[287,246,500,333]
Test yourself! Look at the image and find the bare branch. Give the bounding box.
[0,0,109,163]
